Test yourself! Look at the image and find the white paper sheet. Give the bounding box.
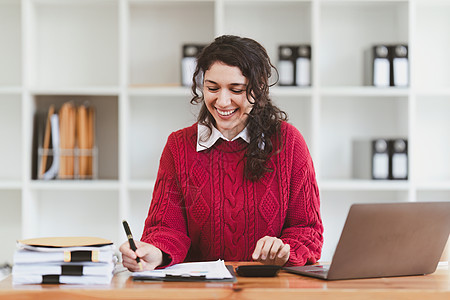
[132,259,233,280]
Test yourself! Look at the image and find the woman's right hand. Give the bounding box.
[119,240,164,272]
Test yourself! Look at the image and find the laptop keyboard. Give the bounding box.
[284,264,331,278]
[309,265,329,274]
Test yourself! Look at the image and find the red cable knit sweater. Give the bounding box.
[141,121,323,267]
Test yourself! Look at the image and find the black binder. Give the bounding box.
[181,44,205,87]
[372,139,390,180]
[353,138,408,180]
[295,45,311,87]
[367,45,390,87]
[390,44,409,87]
[278,45,297,86]
[278,45,311,87]
[390,138,408,180]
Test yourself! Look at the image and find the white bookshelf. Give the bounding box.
[0,0,449,264]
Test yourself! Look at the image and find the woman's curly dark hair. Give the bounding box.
[190,35,287,181]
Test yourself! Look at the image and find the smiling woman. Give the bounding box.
[192,35,288,181]
[203,62,252,140]
[119,35,323,273]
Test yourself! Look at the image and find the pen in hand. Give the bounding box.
[122,220,143,271]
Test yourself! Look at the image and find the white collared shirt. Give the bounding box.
[197,123,250,152]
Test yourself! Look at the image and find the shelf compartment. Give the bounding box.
[32,95,119,180]
[0,95,22,181]
[30,0,119,88]
[0,190,22,264]
[33,189,119,242]
[415,96,450,182]
[0,0,21,87]
[319,96,408,180]
[128,95,199,180]
[223,0,312,74]
[414,1,450,89]
[319,0,409,87]
[272,94,313,147]
[128,0,215,86]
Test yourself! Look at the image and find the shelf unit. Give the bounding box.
[1,0,449,264]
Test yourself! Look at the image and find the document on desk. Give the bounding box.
[132,260,236,282]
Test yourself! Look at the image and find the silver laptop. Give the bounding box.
[284,202,450,280]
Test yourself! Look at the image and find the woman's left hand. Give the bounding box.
[252,236,290,266]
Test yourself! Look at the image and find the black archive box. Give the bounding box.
[181,44,206,87]
[365,44,409,87]
[390,44,409,87]
[390,138,408,180]
[352,138,408,180]
[365,45,390,87]
[278,45,311,87]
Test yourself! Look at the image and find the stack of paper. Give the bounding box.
[12,237,116,285]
